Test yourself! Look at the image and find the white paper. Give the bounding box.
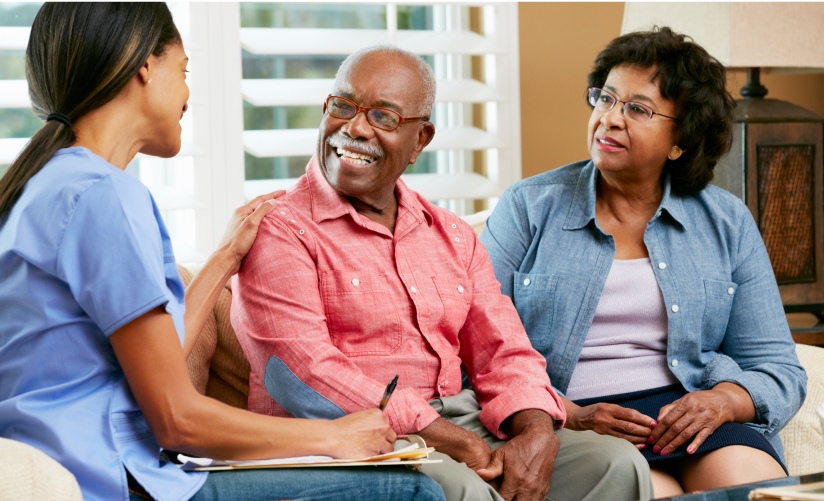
[178,443,421,468]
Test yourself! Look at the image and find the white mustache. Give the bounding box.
[326,132,384,158]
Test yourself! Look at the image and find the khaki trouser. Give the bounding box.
[397,390,653,501]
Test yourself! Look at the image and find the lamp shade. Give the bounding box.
[621,2,824,71]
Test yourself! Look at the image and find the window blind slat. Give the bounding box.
[240,28,500,56]
[242,126,504,158]
[0,27,30,50]
[0,80,30,108]
[241,78,506,107]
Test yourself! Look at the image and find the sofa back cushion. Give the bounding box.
[178,265,249,409]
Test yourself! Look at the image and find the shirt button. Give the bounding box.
[657,211,662,217]
[671,304,679,313]
[672,359,679,367]
[728,287,734,295]
[455,237,460,242]
[658,262,666,270]
[280,211,285,215]
[290,219,295,223]
[457,285,464,293]
[352,278,359,286]
[411,286,418,293]
[523,278,531,286]
[452,223,457,228]
[299,229,305,235]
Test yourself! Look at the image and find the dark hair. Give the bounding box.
[0,2,181,218]
[587,26,736,194]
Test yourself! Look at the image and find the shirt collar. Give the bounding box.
[563,161,688,231]
[307,156,433,227]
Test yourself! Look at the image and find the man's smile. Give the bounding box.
[335,147,377,166]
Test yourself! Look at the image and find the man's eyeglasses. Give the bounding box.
[323,95,429,132]
[586,87,678,123]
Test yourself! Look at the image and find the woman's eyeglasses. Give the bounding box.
[324,95,429,132]
[587,87,678,123]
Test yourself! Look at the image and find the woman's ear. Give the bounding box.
[137,56,154,85]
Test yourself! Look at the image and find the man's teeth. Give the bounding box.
[336,147,376,165]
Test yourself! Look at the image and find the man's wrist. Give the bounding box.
[504,409,556,437]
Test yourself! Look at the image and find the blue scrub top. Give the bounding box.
[0,147,207,500]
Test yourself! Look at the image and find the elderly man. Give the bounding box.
[231,45,652,501]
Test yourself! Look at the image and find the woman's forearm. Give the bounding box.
[112,307,379,461]
[182,246,235,358]
[711,382,757,424]
[169,391,342,460]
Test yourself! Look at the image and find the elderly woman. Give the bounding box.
[481,27,806,497]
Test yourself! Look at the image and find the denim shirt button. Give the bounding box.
[523,278,531,286]
[671,359,679,367]
[658,262,667,270]
[671,304,679,313]
[657,211,662,217]
[728,287,734,295]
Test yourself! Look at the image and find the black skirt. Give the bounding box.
[573,384,787,474]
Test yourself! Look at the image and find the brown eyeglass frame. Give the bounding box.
[323,95,429,131]
[586,87,678,122]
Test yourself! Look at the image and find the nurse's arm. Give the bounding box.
[181,191,283,357]
[110,305,395,460]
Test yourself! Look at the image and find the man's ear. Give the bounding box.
[408,122,435,164]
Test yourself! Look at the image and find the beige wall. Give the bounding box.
[519,2,824,180]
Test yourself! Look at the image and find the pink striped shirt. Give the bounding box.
[231,157,565,437]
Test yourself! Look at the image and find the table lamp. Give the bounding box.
[622,2,824,318]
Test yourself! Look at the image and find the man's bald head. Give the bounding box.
[335,45,436,117]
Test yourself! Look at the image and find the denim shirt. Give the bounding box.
[481,160,807,458]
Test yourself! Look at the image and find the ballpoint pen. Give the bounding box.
[379,375,399,410]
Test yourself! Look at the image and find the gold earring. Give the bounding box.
[668,146,683,161]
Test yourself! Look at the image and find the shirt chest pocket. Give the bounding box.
[701,279,737,350]
[513,272,558,349]
[321,270,402,356]
[432,275,472,334]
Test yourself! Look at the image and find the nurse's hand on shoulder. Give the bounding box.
[329,408,397,458]
[218,190,286,275]
[567,403,656,449]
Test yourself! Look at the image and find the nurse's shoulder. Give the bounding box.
[3,146,155,270]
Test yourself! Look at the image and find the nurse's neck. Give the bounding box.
[71,78,152,170]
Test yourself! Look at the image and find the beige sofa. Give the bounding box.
[178,210,824,476]
[4,212,823,500]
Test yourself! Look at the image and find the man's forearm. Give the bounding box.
[416,417,495,472]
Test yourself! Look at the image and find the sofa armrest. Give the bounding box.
[0,438,82,501]
[779,344,824,476]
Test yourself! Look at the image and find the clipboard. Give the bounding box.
[178,436,442,471]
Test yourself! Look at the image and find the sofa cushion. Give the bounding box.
[0,438,82,501]
[779,343,824,476]
[178,265,249,409]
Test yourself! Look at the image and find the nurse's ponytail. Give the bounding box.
[0,3,181,219]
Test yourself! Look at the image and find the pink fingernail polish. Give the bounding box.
[661,450,670,456]
[638,444,647,450]
[687,447,695,454]
[650,421,657,428]
[647,436,655,444]
[653,445,661,454]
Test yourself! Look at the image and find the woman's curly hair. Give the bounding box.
[587,27,736,195]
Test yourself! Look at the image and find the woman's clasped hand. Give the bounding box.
[647,382,754,456]
[567,403,656,449]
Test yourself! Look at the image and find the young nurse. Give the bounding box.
[0,3,444,501]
